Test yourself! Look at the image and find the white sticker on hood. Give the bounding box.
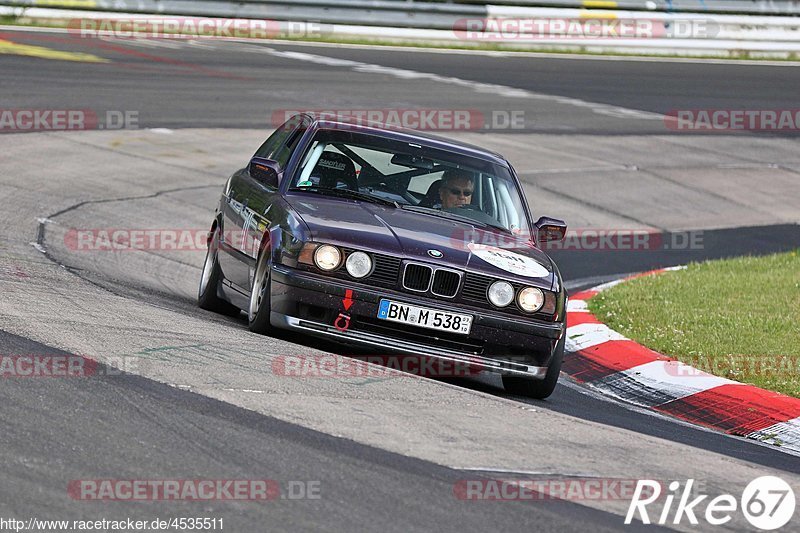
[468,243,549,278]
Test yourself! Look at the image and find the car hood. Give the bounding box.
[287,195,555,288]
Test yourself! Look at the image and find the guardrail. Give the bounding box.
[0,1,483,30]
[1,0,798,57]
[461,0,800,16]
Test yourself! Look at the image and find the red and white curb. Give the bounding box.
[564,267,800,455]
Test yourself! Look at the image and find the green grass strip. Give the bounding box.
[589,251,800,397]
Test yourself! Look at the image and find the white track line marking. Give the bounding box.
[565,322,627,351]
[591,279,626,292]
[613,360,741,401]
[748,417,800,454]
[263,48,664,121]
[566,300,589,312]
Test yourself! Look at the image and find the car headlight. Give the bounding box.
[518,287,545,313]
[314,245,341,271]
[488,281,515,307]
[346,251,372,278]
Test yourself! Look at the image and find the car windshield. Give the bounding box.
[289,128,530,234]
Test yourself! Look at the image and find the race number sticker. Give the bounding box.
[468,243,549,278]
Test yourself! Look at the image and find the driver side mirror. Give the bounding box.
[535,216,567,242]
[248,157,280,189]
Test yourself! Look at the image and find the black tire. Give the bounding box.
[198,227,240,317]
[248,248,276,335]
[502,334,565,399]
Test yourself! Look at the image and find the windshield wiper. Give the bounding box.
[483,222,516,234]
[400,205,492,227]
[289,186,399,208]
[401,205,517,235]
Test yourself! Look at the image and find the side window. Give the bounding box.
[272,124,307,169]
[255,124,291,159]
[254,117,305,166]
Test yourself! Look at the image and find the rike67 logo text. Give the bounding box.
[626,477,795,530]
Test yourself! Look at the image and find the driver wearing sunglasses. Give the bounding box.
[439,169,475,209]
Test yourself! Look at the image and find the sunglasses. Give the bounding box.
[447,187,473,197]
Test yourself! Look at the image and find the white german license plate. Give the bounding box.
[377,299,472,335]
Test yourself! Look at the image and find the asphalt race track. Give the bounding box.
[2,28,800,532]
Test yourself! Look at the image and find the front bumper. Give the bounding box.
[269,265,565,379]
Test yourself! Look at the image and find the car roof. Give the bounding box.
[303,115,510,168]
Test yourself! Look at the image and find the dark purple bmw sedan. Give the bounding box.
[198,114,568,398]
